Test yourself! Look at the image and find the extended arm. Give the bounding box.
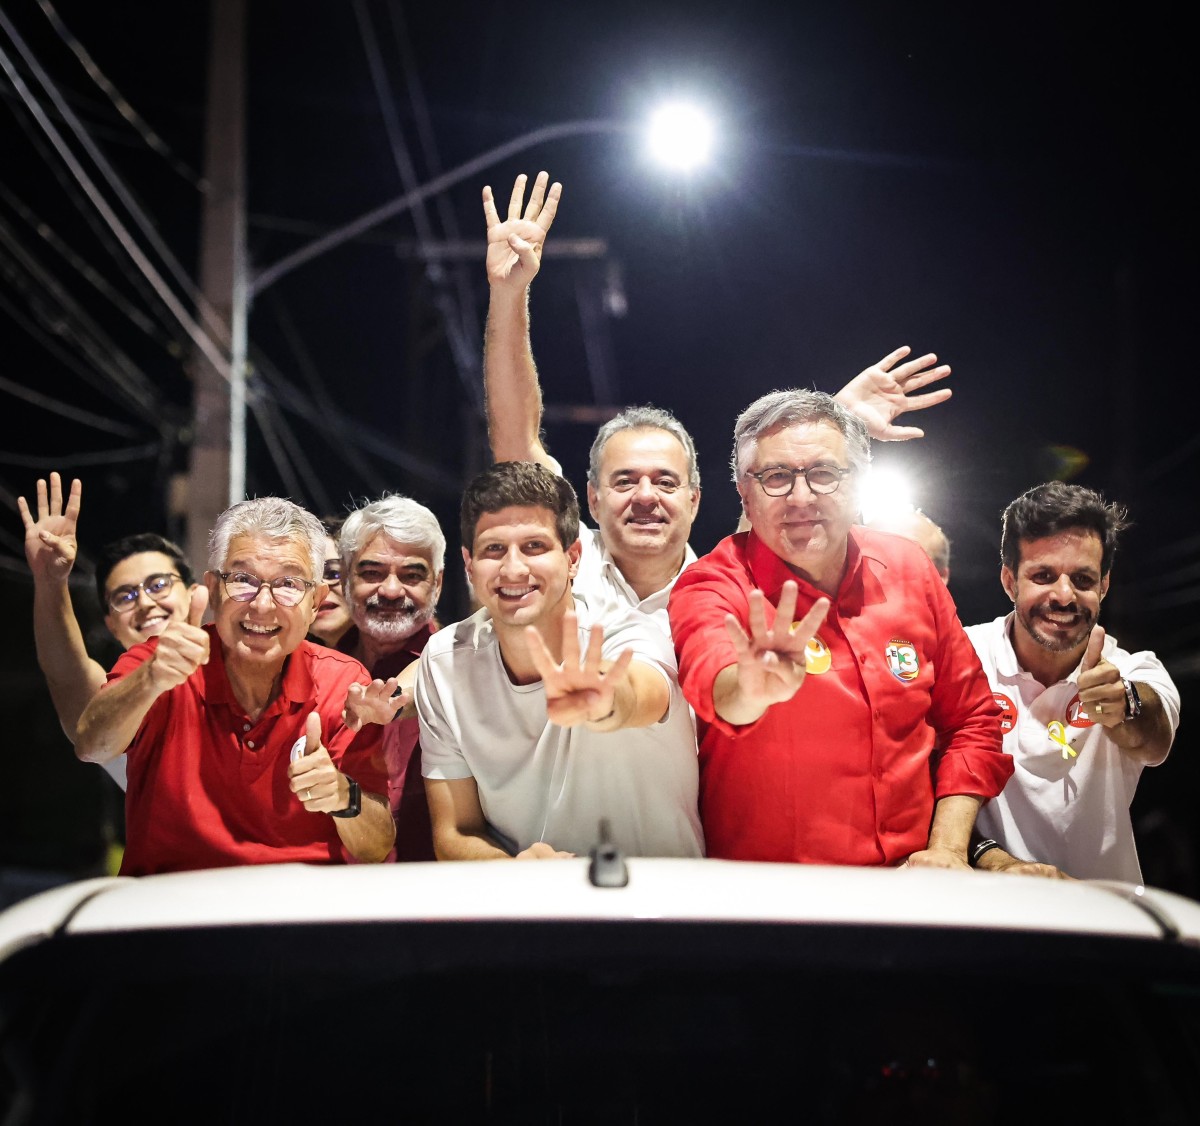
[525,610,670,731]
[833,346,952,441]
[18,474,108,741]
[1077,630,1174,766]
[482,172,561,467]
[973,841,1071,879]
[74,588,209,764]
[712,584,830,726]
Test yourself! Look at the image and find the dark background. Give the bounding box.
[1,2,1195,889]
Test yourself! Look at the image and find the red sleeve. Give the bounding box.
[925,572,1013,800]
[668,542,749,735]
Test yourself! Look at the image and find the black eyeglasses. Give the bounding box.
[213,570,318,607]
[107,572,183,614]
[323,560,342,583]
[745,464,853,497]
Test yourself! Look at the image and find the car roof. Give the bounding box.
[3,859,1199,962]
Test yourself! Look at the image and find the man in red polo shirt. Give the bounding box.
[669,390,1011,868]
[75,497,395,875]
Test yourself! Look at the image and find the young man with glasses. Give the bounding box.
[74,497,395,875]
[668,390,1012,868]
[18,473,200,790]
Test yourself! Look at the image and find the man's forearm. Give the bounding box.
[926,794,983,860]
[483,288,546,463]
[712,665,769,727]
[332,791,397,862]
[32,580,107,741]
[74,663,162,764]
[1109,684,1174,765]
[433,826,513,861]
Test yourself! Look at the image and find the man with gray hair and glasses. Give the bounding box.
[669,390,1012,869]
[74,497,395,875]
[483,171,955,636]
[333,493,447,860]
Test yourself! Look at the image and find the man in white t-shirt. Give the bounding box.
[416,461,703,859]
[481,171,957,636]
[966,482,1179,882]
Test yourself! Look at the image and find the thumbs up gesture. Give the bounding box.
[147,586,210,692]
[1077,626,1123,727]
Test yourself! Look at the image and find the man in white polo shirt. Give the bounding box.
[966,482,1179,881]
[416,460,703,859]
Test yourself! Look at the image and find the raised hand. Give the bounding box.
[343,676,409,732]
[525,609,634,728]
[1077,626,1125,728]
[287,710,346,813]
[17,472,81,583]
[723,582,831,714]
[147,586,209,691]
[834,346,952,441]
[482,171,561,292]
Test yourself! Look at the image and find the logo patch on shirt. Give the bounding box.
[1065,694,1095,729]
[787,623,831,674]
[805,635,832,675]
[885,640,919,682]
[992,692,1017,733]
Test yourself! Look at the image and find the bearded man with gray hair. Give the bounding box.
[335,493,447,860]
[75,497,395,875]
[668,389,1012,869]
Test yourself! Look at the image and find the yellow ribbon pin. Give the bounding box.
[1047,720,1077,760]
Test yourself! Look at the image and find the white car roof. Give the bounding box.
[3,859,1199,963]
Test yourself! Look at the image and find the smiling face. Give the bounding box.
[205,534,326,670]
[737,421,859,592]
[586,428,699,567]
[464,505,581,634]
[347,533,442,649]
[309,535,352,645]
[1002,528,1108,660]
[103,551,193,650]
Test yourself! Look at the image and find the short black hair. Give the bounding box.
[1000,482,1129,576]
[460,462,580,552]
[94,533,194,609]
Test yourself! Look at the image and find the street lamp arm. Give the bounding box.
[250,119,629,297]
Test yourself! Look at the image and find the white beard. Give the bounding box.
[355,595,434,645]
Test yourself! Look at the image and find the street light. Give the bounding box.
[250,104,716,296]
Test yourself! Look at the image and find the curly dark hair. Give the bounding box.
[1000,482,1130,576]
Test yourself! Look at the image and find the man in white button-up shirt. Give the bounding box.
[966,482,1179,881]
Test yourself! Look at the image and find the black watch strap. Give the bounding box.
[330,776,361,819]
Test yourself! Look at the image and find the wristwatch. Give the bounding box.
[330,776,361,819]
[1121,678,1142,720]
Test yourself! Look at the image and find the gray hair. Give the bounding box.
[587,406,701,489]
[339,493,446,574]
[208,497,326,578]
[730,389,871,480]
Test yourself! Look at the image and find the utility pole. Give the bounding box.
[183,0,246,573]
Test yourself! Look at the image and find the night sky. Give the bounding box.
[1,2,1195,883]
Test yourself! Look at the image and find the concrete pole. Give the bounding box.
[185,0,246,574]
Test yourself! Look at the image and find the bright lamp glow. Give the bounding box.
[646,102,714,170]
[858,466,915,526]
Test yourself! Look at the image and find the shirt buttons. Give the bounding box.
[246,740,255,749]
[243,723,252,732]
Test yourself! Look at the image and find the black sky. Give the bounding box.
[1,1,1196,877]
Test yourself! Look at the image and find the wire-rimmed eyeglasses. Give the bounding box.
[744,463,853,497]
[213,570,318,607]
[107,572,183,614]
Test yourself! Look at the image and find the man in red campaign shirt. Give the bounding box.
[669,389,1011,868]
[75,497,394,875]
